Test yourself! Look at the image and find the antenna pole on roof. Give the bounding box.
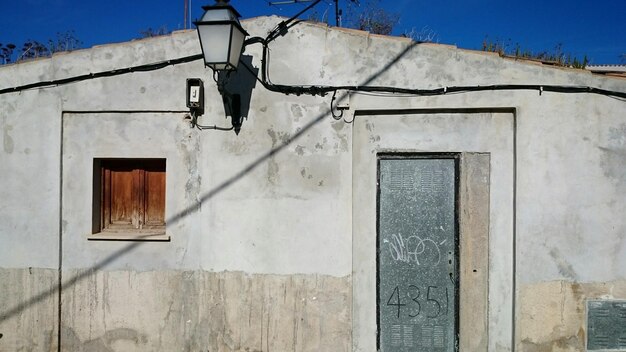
[184,0,189,29]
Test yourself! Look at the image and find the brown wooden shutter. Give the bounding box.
[99,159,165,232]
[144,164,166,228]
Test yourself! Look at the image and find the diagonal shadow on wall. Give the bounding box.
[166,40,419,226]
[0,39,419,340]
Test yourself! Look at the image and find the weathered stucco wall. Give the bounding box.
[1,15,625,351]
[518,280,626,352]
[0,268,58,351]
[0,269,350,351]
[58,270,350,352]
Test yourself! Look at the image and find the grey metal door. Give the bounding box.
[377,156,458,351]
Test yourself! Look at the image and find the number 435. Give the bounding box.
[387,285,450,319]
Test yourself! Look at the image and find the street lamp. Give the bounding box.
[192,0,249,134]
[194,0,249,71]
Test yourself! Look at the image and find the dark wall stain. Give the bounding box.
[521,335,582,352]
[599,123,626,189]
[599,146,626,189]
[61,326,146,352]
[548,248,578,280]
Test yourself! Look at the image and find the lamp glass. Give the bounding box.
[197,23,231,66]
[228,25,246,68]
[194,3,248,71]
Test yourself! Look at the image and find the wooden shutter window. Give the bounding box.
[143,161,166,228]
[100,159,165,232]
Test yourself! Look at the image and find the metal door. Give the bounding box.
[377,156,458,351]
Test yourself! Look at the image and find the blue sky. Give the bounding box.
[1,0,624,64]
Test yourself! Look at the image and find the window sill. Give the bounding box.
[88,231,170,242]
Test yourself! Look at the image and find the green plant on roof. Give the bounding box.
[482,37,588,69]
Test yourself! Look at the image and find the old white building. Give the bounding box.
[1,14,625,352]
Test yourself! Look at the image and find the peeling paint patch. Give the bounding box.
[339,136,349,152]
[266,128,290,147]
[331,120,350,153]
[223,138,249,155]
[177,127,202,207]
[267,159,279,185]
[266,128,291,185]
[424,66,456,83]
[608,123,626,146]
[290,104,303,120]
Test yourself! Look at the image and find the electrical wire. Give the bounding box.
[240,34,626,100]
[266,0,322,42]
[196,124,234,131]
[0,54,203,95]
[251,62,626,100]
[242,5,626,102]
[188,110,234,131]
[1,8,625,103]
[330,89,344,120]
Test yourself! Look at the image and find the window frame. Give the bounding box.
[89,158,170,241]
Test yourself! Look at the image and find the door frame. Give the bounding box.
[352,109,513,351]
